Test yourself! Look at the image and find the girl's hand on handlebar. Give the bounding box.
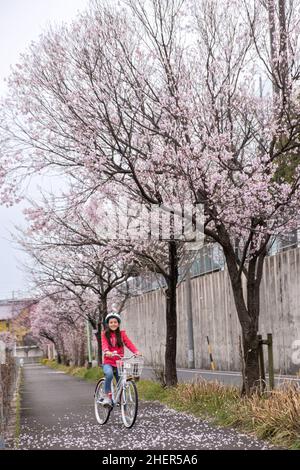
[104,351,113,357]
[105,351,121,358]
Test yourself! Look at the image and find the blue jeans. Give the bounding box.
[103,364,119,394]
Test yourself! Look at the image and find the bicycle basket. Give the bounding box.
[116,357,144,378]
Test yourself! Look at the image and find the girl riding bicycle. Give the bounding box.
[101,312,142,406]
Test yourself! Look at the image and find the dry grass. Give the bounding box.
[165,379,239,422]
[230,384,300,448]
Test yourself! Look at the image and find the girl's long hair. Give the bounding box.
[105,325,123,348]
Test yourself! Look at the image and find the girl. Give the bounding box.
[101,312,142,406]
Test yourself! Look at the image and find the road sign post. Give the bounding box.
[257,334,266,392]
[257,333,274,391]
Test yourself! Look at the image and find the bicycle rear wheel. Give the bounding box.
[121,379,138,428]
[94,378,111,425]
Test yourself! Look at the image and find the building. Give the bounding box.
[0,298,35,335]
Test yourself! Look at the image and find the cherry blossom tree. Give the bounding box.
[0,331,16,350]
[20,188,196,384]
[71,188,198,385]
[18,194,139,365]
[30,294,86,366]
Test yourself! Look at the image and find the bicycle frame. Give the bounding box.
[110,353,139,407]
[111,366,130,406]
[95,353,141,428]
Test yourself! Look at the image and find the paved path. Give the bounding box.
[143,366,300,387]
[10,364,276,450]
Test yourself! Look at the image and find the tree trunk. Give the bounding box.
[224,247,263,394]
[56,352,62,364]
[241,254,265,394]
[95,297,107,366]
[73,344,76,366]
[89,296,107,367]
[232,286,260,394]
[164,241,178,387]
[62,355,68,366]
[60,342,68,366]
[241,328,260,395]
[79,334,86,367]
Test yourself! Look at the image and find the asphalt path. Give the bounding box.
[11,364,277,450]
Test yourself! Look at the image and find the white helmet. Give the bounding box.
[105,312,121,325]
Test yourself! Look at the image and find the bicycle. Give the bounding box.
[94,353,144,428]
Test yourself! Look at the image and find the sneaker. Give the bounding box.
[102,396,112,407]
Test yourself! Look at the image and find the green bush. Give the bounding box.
[41,359,103,381]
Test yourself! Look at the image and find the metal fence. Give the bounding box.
[127,230,300,295]
[0,349,19,445]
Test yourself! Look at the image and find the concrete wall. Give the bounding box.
[122,248,300,374]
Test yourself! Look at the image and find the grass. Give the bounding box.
[228,385,300,449]
[40,359,300,449]
[41,358,104,381]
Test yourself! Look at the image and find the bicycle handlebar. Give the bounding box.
[106,351,143,360]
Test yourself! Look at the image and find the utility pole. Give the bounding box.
[186,266,195,369]
[86,319,93,369]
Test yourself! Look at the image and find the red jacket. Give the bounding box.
[101,330,139,367]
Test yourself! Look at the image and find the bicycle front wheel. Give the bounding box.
[94,378,111,425]
[121,379,138,428]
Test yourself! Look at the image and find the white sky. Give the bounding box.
[0,0,89,299]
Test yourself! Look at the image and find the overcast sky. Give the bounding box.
[0,0,89,299]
